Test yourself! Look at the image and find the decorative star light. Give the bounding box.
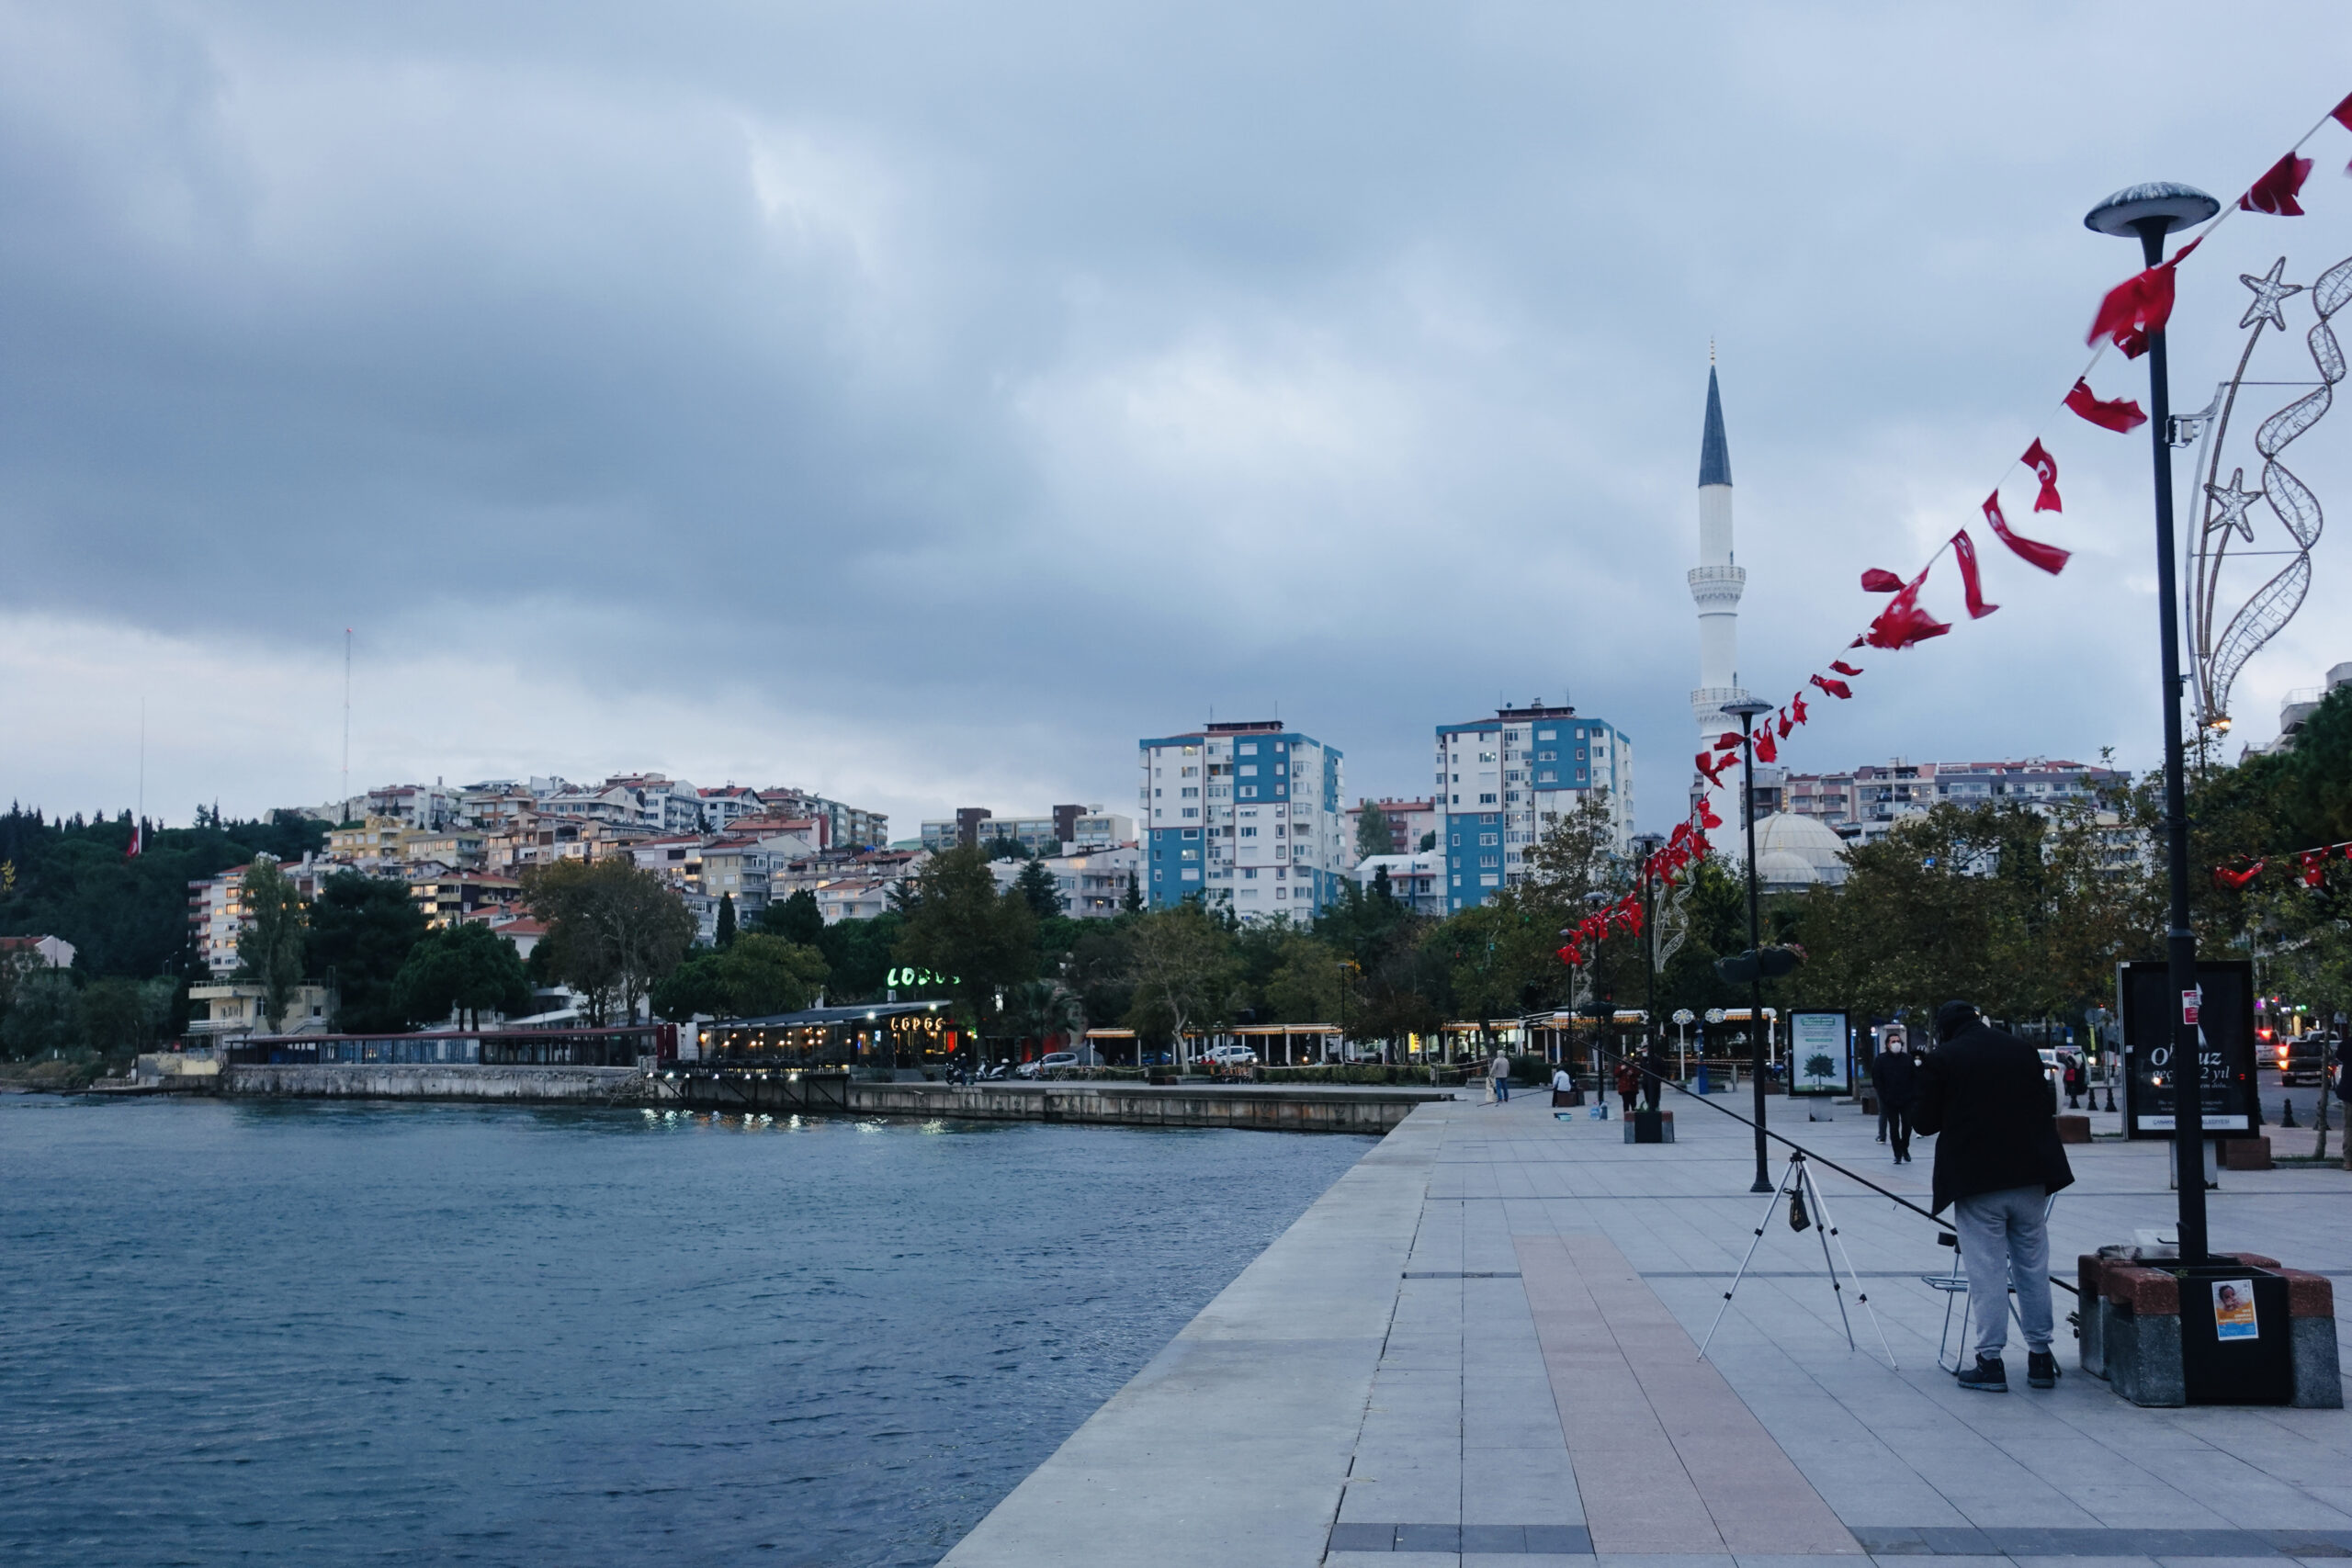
[2239,256,2303,332]
[2207,467,2263,543]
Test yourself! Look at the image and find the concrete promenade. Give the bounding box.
[941,1082,2352,1567]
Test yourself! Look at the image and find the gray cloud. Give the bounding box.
[5,1,2352,829]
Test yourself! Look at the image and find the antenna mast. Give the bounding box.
[342,628,353,820]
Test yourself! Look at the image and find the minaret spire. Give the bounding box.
[1689,362,1748,852]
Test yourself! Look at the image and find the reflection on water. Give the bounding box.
[0,1096,1372,1567]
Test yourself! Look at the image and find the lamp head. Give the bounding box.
[2084,181,2218,238]
[1723,697,1775,720]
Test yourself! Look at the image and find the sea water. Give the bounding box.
[0,1095,1373,1566]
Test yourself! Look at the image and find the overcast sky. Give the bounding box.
[6,2,2352,838]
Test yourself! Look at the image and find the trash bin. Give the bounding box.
[2176,1264,2292,1405]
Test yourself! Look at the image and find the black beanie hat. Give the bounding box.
[1935,1000,1978,1043]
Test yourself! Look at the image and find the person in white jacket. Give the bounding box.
[1488,1051,1511,1104]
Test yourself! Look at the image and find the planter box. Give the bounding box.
[2056,1113,2092,1145]
[2222,1135,2274,1171]
[2079,1250,2338,1407]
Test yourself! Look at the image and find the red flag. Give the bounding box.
[2301,851,2327,886]
[126,822,142,859]
[2335,90,2352,131]
[1668,820,1691,845]
[1697,799,1722,831]
[1951,528,1999,618]
[1715,731,1743,752]
[2065,378,2147,434]
[2213,861,2264,889]
[1695,751,1727,786]
[2023,439,2062,513]
[1860,568,1905,592]
[1984,491,2070,576]
[1754,728,1778,763]
[1557,942,1582,968]
[2242,152,2314,216]
[1830,660,1863,677]
[1777,708,1792,739]
[1811,674,1854,700]
[1789,692,1808,724]
[2088,261,2180,358]
[1863,563,1952,650]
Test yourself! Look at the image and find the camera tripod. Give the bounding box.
[1697,1147,1896,1369]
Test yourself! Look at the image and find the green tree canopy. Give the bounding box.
[893,845,1038,1030]
[235,857,310,1032]
[391,921,533,1029]
[2,970,83,1059]
[759,888,826,946]
[1123,900,1240,1049]
[524,857,696,1024]
[715,892,738,949]
[652,932,829,1021]
[305,872,429,1032]
[1012,858,1066,919]
[1355,804,1396,860]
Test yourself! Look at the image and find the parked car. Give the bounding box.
[1015,1051,1080,1078]
[1202,1043,1258,1067]
[1341,1041,1385,1064]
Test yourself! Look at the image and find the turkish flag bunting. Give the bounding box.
[2213,861,2264,889]
[1811,674,1854,699]
[2242,152,2314,216]
[1754,728,1778,763]
[2087,261,2178,358]
[2335,90,2352,131]
[1951,528,1999,618]
[1715,731,1743,752]
[1830,660,1863,677]
[2064,378,2148,434]
[1695,751,1726,786]
[1789,692,1808,724]
[1669,820,1691,845]
[1777,709,1792,739]
[1697,800,1722,831]
[2301,851,2327,886]
[2023,439,2062,513]
[1860,568,1905,592]
[1862,564,1952,650]
[1984,491,2071,575]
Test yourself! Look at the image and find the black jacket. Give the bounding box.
[1911,1021,2074,1214]
[1871,1049,1919,1111]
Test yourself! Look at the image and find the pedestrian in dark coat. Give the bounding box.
[1912,1000,2075,1394]
[1871,1038,1919,1165]
[1640,1043,1668,1111]
[1613,1058,1638,1117]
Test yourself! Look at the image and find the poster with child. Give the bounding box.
[2213,1280,2259,1341]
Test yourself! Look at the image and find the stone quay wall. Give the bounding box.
[843,1080,1439,1134]
[222,1063,642,1103]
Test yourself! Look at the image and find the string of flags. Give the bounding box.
[1562,88,2352,980]
[2214,840,2352,891]
[1679,85,2352,846]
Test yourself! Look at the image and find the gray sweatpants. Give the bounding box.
[1953,1183,2053,1359]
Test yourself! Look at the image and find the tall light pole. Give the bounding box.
[2086,180,2220,1263]
[1725,696,1779,1191]
[1633,830,1666,1080]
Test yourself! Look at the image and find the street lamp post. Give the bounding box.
[1724,696,1779,1192]
[1633,830,1666,1087]
[2086,180,2221,1263]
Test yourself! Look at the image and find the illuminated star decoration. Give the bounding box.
[2206,468,2263,542]
[2239,256,2303,332]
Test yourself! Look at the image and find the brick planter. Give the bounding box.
[2222,1136,2274,1170]
[2079,1250,2340,1407]
[2056,1113,2091,1144]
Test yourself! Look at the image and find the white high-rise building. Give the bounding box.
[1137,720,1347,919]
[1689,365,1749,849]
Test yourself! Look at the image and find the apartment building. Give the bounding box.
[1436,703,1634,911]
[1782,757,2130,845]
[758,787,888,850]
[187,854,330,976]
[411,873,522,929]
[1350,851,1446,915]
[1343,797,1441,863]
[989,841,1141,918]
[921,806,1135,854]
[363,783,458,830]
[1137,720,1347,919]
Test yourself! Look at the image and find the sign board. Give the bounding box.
[2117,960,2257,1139]
[1789,1010,1851,1096]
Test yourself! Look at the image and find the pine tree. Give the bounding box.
[1122,872,1143,914]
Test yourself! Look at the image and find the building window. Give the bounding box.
[1239,786,1258,799]
[1182,807,1199,818]
[1479,794,1497,805]
[1449,834,1461,847]
[1537,771,1557,784]
[1240,826,1257,837]
[1481,814,1499,825]
[1537,729,1555,740]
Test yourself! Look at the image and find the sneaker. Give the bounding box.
[1956,1356,2007,1393]
[2028,1350,2059,1389]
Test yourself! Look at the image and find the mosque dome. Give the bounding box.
[1750,813,1850,894]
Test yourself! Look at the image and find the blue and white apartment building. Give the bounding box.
[1138,721,1347,919]
[1437,703,1634,911]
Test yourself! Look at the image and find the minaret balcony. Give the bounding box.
[1686,564,1747,608]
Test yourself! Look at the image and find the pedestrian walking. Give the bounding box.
[1612,1056,1638,1118]
[1912,999,2075,1394]
[1871,1034,1917,1165]
[2063,1057,2084,1110]
[1640,1043,1668,1112]
[1488,1050,1511,1104]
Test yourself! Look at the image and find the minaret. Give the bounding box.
[1689,360,1748,851]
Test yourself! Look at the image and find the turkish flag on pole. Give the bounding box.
[2023,439,2062,513]
[1951,528,1999,618]
[2065,378,2148,434]
[2241,152,2314,215]
[1983,492,2071,575]
[126,821,141,858]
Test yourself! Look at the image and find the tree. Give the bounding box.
[2,970,82,1058]
[652,932,829,1021]
[1012,857,1066,919]
[1355,803,1396,860]
[1001,979,1083,1055]
[892,845,1038,1035]
[1417,830,1437,853]
[1124,901,1241,1060]
[812,911,902,1002]
[235,856,309,1032]
[305,872,429,1032]
[760,888,826,946]
[715,892,738,949]
[523,857,696,1024]
[1121,873,1143,914]
[1265,933,1345,1023]
[391,921,533,1029]
[81,976,175,1059]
